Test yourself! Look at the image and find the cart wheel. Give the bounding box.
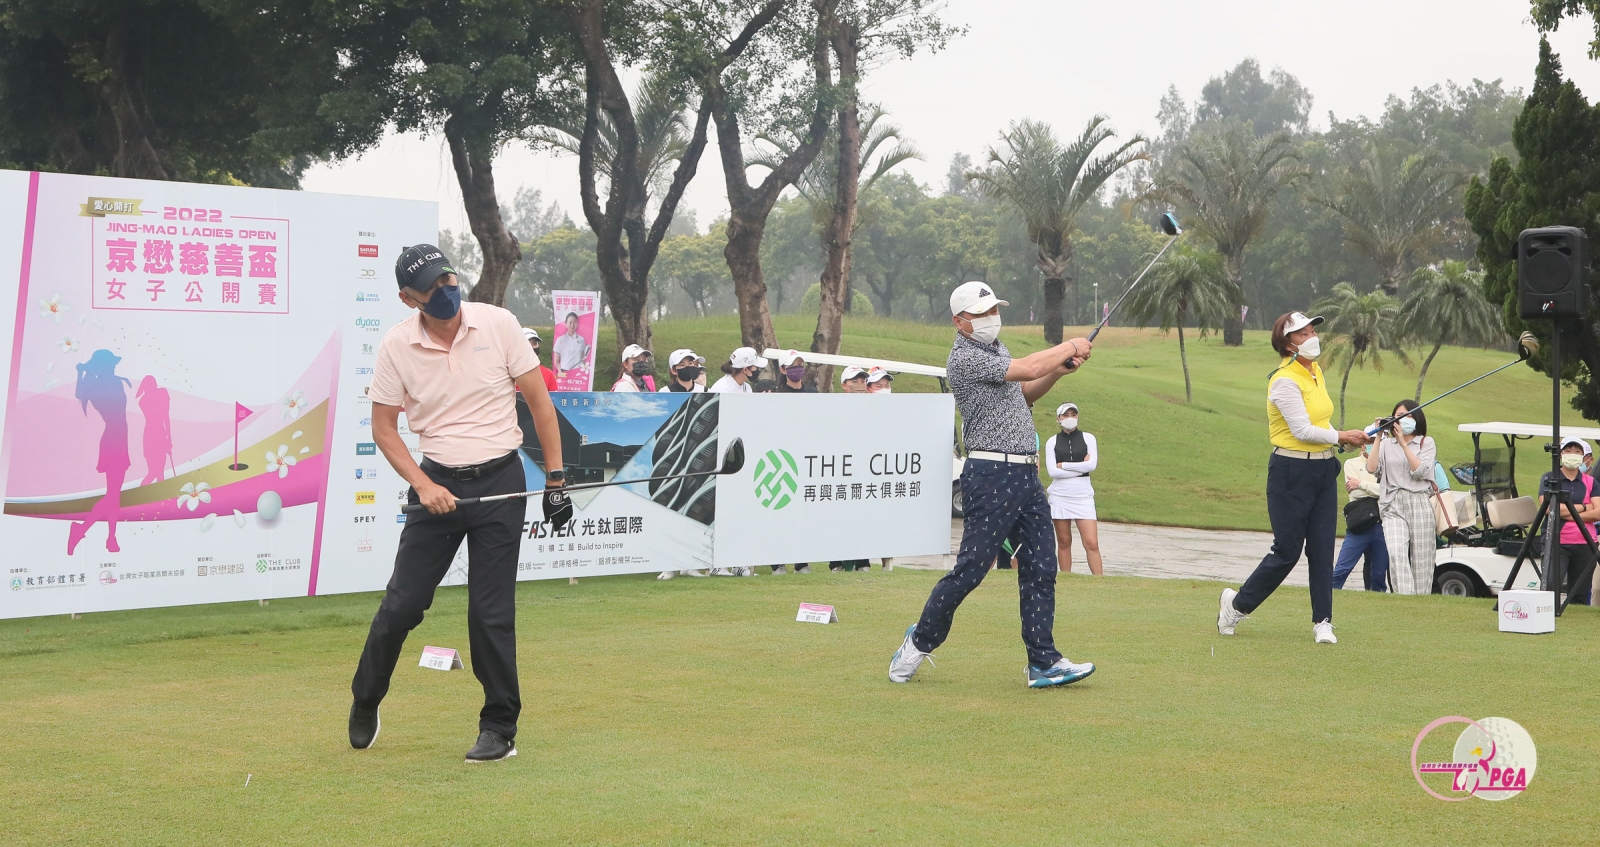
[951,480,965,519]
[1434,566,1481,598]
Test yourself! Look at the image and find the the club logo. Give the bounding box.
[752,449,799,510]
[256,559,268,573]
[1412,716,1536,801]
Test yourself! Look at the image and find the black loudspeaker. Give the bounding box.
[1518,226,1588,320]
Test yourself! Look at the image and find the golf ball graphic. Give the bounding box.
[1452,717,1536,800]
[257,491,283,522]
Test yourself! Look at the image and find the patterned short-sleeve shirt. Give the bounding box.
[947,333,1035,455]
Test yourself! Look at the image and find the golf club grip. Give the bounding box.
[401,495,483,515]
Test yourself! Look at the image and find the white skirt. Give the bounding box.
[1048,489,1096,521]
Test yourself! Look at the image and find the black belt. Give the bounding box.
[421,451,519,481]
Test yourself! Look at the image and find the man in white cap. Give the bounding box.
[658,349,707,393]
[521,328,556,392]
[709,347,768,393]
[889,280,1098,689]
[775,350,816,393]
[839,365,869,394]
[611,344,656,392]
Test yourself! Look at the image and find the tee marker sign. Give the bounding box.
[419,645,463,671]
[796,603,837,624]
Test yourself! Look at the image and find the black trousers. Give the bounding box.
[351,453,526,738]
[1235,453,1338,623]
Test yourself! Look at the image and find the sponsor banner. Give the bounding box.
[548,289,599,392]
[714,393,953,567]
[0,169,433,619]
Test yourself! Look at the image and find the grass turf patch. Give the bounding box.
[2,569,1595,845]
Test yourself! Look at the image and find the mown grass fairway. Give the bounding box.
[579,314,1595,530]
[3,570,1595,845]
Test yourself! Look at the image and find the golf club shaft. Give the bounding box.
[400,466,724,514]
[1086,235,1180,343]
[1364,357,1528,437]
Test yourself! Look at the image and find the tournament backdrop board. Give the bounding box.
[0,170,435,618]
[713,393,955,568]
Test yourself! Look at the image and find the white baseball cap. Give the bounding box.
[1056,402,1079,417]
[840,366,868,383]
[1561,436,1592,455]
[779,349,805,367]
[949,280,1009,316]
[729,347,768,369]
[621,343,651,361]
[866,367,894,383]
[1283,312,1325,334]
[522,327,541,341]
[668,348,704,368]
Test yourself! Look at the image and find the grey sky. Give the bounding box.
[301,0,1600,235]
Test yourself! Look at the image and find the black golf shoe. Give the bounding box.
[465,730,517,763]
[349,703,380,749]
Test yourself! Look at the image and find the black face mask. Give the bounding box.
[632,361,655,377]
[676,366,702,382]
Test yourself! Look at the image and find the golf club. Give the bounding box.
[400,437,748,515]
[1085,212,1182,345]
[1362,331,1540,438]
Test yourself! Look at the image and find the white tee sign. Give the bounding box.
[796,603,837,624]
[419,645,463,671]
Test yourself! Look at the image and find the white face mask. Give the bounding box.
[1293,335,1321,360]
[965,314,1002,344]
[1059,417,1078,431]
[1562,453,1584,470]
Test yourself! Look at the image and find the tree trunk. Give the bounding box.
[1042,276,1066,344]
[1338,360,1354,429]
[1222,251,1245,346]
[1415,340,1442,401]
[725,214,778,354]
[87,25,175,180]
[808,20,862,393]
[445,119,521,307]
[1178,324,1192,404]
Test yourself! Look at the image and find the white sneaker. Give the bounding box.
[682,569,709,578]
[735,567,756,577]
[1313,620,1337,644]
[771,565,788,575]
[888,625,934,683]
[656,571,675,580]
[795,565,812,574]
[1218,588,1247,635]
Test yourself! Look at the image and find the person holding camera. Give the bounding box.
[1332,442,1389,591]
[1366,399,1437,595]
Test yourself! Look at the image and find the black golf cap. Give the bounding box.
[395,244,456,292]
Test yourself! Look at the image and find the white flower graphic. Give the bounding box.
[281,391,308,420]
[266,445,296,479]
[60,337,79,354]
[39,293,67,324]
[177,482,212,512]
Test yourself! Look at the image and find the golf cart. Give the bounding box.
[761,348,967,518]
[1430,421,1600,597]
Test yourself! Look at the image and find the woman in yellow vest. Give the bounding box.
[1217,312,1372,644]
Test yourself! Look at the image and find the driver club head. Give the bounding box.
[1517,331,1539,360]
[1158,212,1182,237]
[718,437,746,475]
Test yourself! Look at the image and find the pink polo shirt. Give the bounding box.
[368,302,538,467]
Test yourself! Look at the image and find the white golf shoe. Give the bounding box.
[888,625,934,683]
[657,571,675,580]
[1218,588,1247,636]
[1313,621,1337,644]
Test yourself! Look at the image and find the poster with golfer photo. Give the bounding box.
[549,289,599,392]
[0,169,435,619]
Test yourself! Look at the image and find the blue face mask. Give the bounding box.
[420,283,461,320]
[1399,416,1417,436]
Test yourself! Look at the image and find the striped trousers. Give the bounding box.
[1381,490,1436,595]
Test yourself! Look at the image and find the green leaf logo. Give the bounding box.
[752,449,799,510]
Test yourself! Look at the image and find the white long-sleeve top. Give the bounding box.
[1268,377,1340,446]
[1044,432,1097,497]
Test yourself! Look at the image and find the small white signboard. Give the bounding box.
[419,645,464,670]
[796,603,837,624]
[1498,590,1555,634]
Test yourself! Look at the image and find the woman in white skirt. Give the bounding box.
[1044,402,1102,574]
[1366,398,1438,594]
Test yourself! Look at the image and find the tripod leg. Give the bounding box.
[1497,496,1551,609]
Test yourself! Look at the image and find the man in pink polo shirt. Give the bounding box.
[349,243,570,763]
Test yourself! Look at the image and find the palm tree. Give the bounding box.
[1400,260,1506,400]
[1161,122,1305,345]
[752,105,920,229]
[1314,282,1409,428]
[1124,246,1240,403]
[531,70,691,204]
[1315,142,1466,295]
[967,117,1148,344]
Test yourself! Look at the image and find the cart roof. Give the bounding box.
[1459,421,1600,440]
[760,348,948,379]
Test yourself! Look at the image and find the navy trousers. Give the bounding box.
[1235,453,1339,622]
[912,459,1063,669]
[1332,520,1389,591]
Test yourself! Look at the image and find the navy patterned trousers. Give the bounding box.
[912,459,1063,669]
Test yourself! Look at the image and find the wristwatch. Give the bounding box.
[546,469,566,482]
